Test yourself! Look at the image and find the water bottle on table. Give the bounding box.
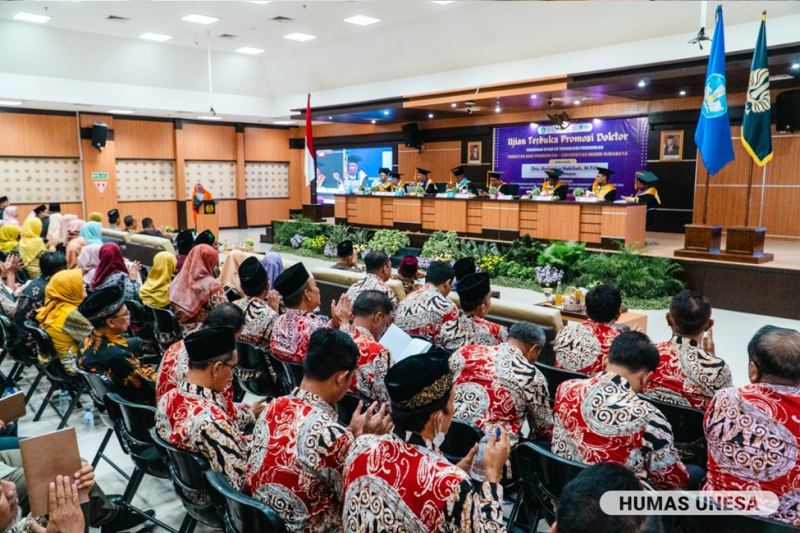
[470,428,501,482]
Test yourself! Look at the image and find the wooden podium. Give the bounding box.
[675,224,774,264]
[196,199,219,240]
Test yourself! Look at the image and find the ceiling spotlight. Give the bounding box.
[495,106,501,112]
[248,1,271,4]
[638,80,646,88]
[792,64,799,70]
[236,47,265,55]
[593,118,602,124]
[451,103,457,108]
[284,33,316,42]
[198,115,223,120]
[530,123,538,128]
[431,1,455,4]
[574,100,581,105]
[182,14,220,25]
[328,116,333,120]
[679,90,687,96]
[344,15,380,26]
[0,100,24,106]
[273,120,296,125]
[108,109,135,114]
[140,33,173,42]
[530,94,537,99]
[383,110,389,115]
[13,12,51,23]
[428,113,434,118]
[371,120,377,124]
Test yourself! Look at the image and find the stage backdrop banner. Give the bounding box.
[493,117,648,197]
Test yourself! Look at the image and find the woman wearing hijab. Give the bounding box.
[174,230,194,274]
[79,221,104,246]
[139,251,176,309]
[19,217,47,278]
[66,217,84,243]
[218,250,247,302]
[0,225,19,255]
[35,269,91,372]
[191,182,213,228]
[0,206,20,228]
[169,244,224,336]
[90,242,142,302]
[45,212,65,250]
[88,212,103,223]
[193,229,215,248]
[261,253,284,291]
[77,244,102,285]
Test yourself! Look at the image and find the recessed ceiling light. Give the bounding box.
[273,120,296,125]
[451,103,457,108]
[593,118,602,124]
[182,14,220,25]
[530,123,538,128]
[344,15,380,26]
[574,100,581,105]
[679,90,687,96]
[140,33,173,42]
[428,113,434,118]
[638,80,646,88]
[284,33,316,42]
[0,100,24,106]
[248,1,271,4]
[530,94,537,99]
[328,116,333,120]
[495,106,501,112]
[108,109,135,114]
[431,1,455,4]
[198,115,223,120]
[792,64,799,70]
[14,12,51,23]
[371,120,377,124]
[236,47,265,55]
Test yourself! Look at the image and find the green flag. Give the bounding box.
[741,13,773,167]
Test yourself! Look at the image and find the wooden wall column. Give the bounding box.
[79,114,118,218]
[173,121,187,230]
[235,124,248,228]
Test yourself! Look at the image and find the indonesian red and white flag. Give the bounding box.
[304,93,315,185]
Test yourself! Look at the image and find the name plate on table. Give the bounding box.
[536,196,554,201]
[373,192,393,196]
[496,194,514,200]
[436,193,450,198]
[576,196,598,203]
[457,192,472,198]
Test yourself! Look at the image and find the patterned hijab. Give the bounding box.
[35,269,84,332]
[19,217,46,265]
[80,221,104,245]
[261,253,284,291]
[0,225,19,253]
[91,242,127,290]
[139,251,176,308]
[218,250,248,295]
[1,206,19,228]
[77,244,102,285]
[169,244,222,320]
[66,218,84,243]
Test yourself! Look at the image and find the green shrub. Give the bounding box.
[326,224,351,247]
[274,216,328,246]
[454,239,501,261]
[368,230,410,256]
[503,235,544,265]
[351,228,371,246]
[421,231,460,259]
[536,240,587,281]
[496,260,538,280]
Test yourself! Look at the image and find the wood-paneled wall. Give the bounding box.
[115,120,175,160]
[16,203,83,219]
[118,201,179,230]
[244,128,291,162]
[398,141,461,185]
[0,112,79,158]
[182,124,237,161]
[246,198,292,226]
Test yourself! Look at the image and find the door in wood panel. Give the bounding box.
[481,202,519,231]
[600,205,629,239]
[433,200,467,232]
[536,203,581,241]
[623,205,647,245]
[393,199,422,223]
[355,197,383,226]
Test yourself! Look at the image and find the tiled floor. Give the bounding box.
[7,226,797,532]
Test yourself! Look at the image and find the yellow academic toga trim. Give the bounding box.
[592,181,616,200]
[542,179,565,195]
[637,187,661,204]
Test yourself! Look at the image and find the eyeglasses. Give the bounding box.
[220,361,237,371]
[111,311,131,320]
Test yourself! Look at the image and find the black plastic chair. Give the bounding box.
[683,507,800,533]
[639,394,707,466]
[0,315,45,401]
[335,393,370,426]
[268,352,302,395]
[150,427,222,533]
[506,442,588,530]
[148,305,183,355]
[125,300,159,358]
[76,370,129,478]
[235,341,280,398]
[439,419,484,464]
[534,362,589,403]
[507,183,520,196]
[24,321,85,429]
[205,470,287,533]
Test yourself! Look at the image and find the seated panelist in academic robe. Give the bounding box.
[541,168,568,200]
[591,167,617,202]
[415,168,438,196]
[623,171,661,212]
[449,166,473,195]
[388,173,407,193]
[375,167,393,192]
[478,171,509,197]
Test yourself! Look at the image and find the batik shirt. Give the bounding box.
[270,308,331,363]
[552,371,690,490]
[345,273,399,310]
[704,383,800,525]
[451,343,552,443]
[155,340,255,431]
[553,319,619,375]
[77,330,157,406]
[247,388,354,532]
[156,382,249,490]
[234,296,278,353]
[439,314,508,353]
[394,284,459,345]
[643,336,733,411]
[14,277,47,356]
[343,432,505,532]
[343,325,392,404]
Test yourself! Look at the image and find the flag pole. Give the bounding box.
[702,170,711,225]
[744,158,754,227]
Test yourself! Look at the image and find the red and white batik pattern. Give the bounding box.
[704,383,800,525]
[247,388,353,532]
[643,336,733,410]
[552,371,689,490]
[439,314,508,353]
[343,325,392,404]
[343,432,505,532]
[553,319,619,375]
[270,308,331,363]
[394,284,459,345]
[156,382,249,490]
[451,343,552,443]
[345,273,399,310]
[155,340,255,430]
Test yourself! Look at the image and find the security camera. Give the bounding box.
[547,98,554,107]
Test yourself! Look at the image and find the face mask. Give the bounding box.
[433,413,446,447]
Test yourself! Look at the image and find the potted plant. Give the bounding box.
[415,185,425,195]
[359,185,367,195]
[529,187,541,198]
[488,186,499,199]
[370,184,380,194]
[573,188,586,198]
[244,238,255,252]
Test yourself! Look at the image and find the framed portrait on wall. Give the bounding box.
[659,130,684,162]
[467,141,482,165]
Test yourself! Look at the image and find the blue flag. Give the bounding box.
[695,5,735,175]
[742,13,773,167]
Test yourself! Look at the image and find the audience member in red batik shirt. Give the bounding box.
[440,272,507,352]
[704,326,800,526]
[643,290,732,410]
[553,331,703,490]
[394,261,458,345]
[247,328,393,532]
[452,321,552,445]
[344,290,394,404]
[270,262,352,363]
[554,284,623,375]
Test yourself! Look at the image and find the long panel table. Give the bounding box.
[334,194,646,245]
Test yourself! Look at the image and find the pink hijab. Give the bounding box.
[77,244,102,285]
[169,244,222,321]
[66,218,85,243]
[1,206,19,228]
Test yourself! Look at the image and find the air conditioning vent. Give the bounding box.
[218,34,238,40]
[106,15,131,22]
[270,16,293,23]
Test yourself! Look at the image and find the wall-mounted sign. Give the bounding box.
[95,181,108,193]
[92,172,109,180]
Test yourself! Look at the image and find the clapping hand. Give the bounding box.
[349,402,393,437]
[331,294,353,328]
[701,328,715,356]
[127,261,142,280]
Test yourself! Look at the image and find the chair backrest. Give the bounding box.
[507,183,520,196]
[235,341,278,398]
[534,362,589,402]
[23,320,59,361]
[267,353,295,396]
[439,419,484,464]
[149,305,183,347]
[106,392,157,448]
[76,369,115,410]
[639,394,706,445]
[0,315,17,350]
[335,393,369,426]
[205,471,287,533]
[515,441,587,502]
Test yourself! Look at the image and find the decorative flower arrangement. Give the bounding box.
[529,187,542,197]
[573,188,586,198]
[301,235,328,252]
[488,186,499,196]
[361,248,372,259]
[477,254,503,276]
[534,265,564,287]
[290,234,305,248]
[165,226,174,234]
[415,185,425,194]
[244,238,255,247]
[323,241,338,258]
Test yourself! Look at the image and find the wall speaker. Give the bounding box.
[92,123,108,148]
[775,90,800,133]
[402,123,421,149]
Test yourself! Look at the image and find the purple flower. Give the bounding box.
[290,234,305,248]
[323,242,338,258]
[361,249,372,259]
[534,265,563,286]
